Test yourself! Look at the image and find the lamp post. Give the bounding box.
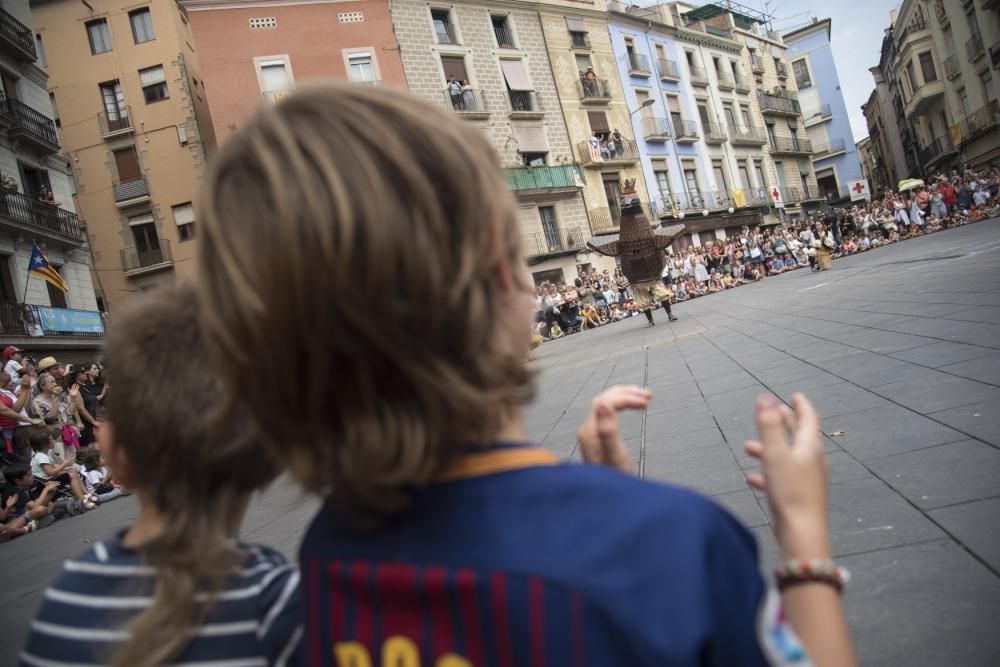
[629,98,656,117]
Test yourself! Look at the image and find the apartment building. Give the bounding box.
[865,54,911,191]
[856,136,879,193]
[607,2,767,249]
[31,0,214,313]
[0,0,102,353]
[537,0,648,264]
[179,0,407,145]
[784,18,864,204]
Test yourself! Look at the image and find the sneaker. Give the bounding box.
[24,520,37,533]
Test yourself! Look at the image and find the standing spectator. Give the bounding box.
[955,180,972,211]
[0,372,43,461]
[446,77,463,110]
[3,346,26,387]
[33,372,81,460]
[70,366,100,448]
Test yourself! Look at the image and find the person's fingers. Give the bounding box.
[745,472,766,490]
[596,403,633,474]
[790,393,821,449]
[744,439,764,459]
[596,385,653,412]
[777,404,798,435]
[577,415,602,465]
[755,394,789,453]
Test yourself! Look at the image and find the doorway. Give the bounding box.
[603,173,622,224]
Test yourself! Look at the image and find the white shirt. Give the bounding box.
[0,387,30,425]
[31,450,53,479]
[3,359,22,386]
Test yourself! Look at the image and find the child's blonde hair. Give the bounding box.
[196,84,535,516]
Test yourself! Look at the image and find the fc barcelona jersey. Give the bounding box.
[299,445,808,667]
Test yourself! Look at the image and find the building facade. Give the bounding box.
[855,136,878,192]
[179,0,408,145]
[390,0,608,284]
[784,18,864,203]
[0,0,102,355]
[32,0,215,313]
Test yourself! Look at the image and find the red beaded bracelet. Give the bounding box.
[774,559,850,593]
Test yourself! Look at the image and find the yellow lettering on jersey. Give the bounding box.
[382,636,419,667]
[334,641,373,667]
[333,639,472,667]
[436,654,473,667]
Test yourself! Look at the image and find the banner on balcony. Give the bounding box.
[730,189,746,208]
[27,306,104,336]
[949,123,962,147]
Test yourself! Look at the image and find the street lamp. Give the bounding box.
[629,98,656,117]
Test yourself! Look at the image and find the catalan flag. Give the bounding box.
[29,243,69,293]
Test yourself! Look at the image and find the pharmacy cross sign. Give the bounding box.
[853,182,866,194]
[771,187,780,200]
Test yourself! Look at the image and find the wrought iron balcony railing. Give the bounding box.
[0,190,85,242]
[121,239,173,274]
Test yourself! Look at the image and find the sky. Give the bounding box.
[767,0,901,142]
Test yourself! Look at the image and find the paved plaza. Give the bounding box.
[2,220,1000,665]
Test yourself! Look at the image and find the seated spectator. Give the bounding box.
[673,279,689,300]
[721,272,734,288]
[767,256,785,274]
[707,271,724,292]
[80,450,123,504]
[841,237,858,255]
[549,321,565,338]
[29,430,94,508]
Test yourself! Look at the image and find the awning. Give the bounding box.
[500,59,533,92]
[512,124,548,153]
[565,17,586,32]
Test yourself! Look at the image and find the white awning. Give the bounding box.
[565,17,586,32]
[500,59,533,92]
[172,203,195,225]
[512,124,548,153]
[139,66,165,86]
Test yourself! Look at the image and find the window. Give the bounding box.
[492,15,514,48]
[86,19,112,55]
[347,54,376,83]
[587,110,609,136]
[139,65,168,103]
[521,152,546,167]
[49,92,60,128]
[129,8,155,44]
[35,34,45,68]
[129,217,162,265]
[738,164,751,190]
[574,54,592,74]
[792,59,811,88]
[919,52,937,83]
[683,164,701,203]
[654,169,672,198]
[981,71,996,103]
[712,161,728,191]
[765,122,777,147]
[753,161,766,188]
[0,255,17,304]
[431,9,456,45]
[99,80,127,127]
[739,104,752,127]
[666,95,683,130]
[440,55,469,85]
[172,202,196,241]
[696,102,712,130]
[906,61,918,93]
[723,104,737,129]
[19,162,52,200]
[113,148,142,186]
[539,206,560,250]
[500,59,533,109]
[566,17,588,48]
[685,51,695,67]
[46,267,67,309]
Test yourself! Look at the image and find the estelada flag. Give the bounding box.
[29,243,69,293]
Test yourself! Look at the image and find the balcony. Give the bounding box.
[734,71,751,93]
[758,91,801,116]
[775,61,788,80]
[812,137,846,159]
[688,65,709,87]
[523,225,587,259]
[749,187,771,205]
[750,54,765,74]
[121,239,174,277]
[657,58,680,81]
[728,125,768,145]
[943,53,960,80]
[903,78,944,116]
[570,31,591,50]
[0,7,36,62]
[0,302,105,338]
[112,177,151,208]
[919,135,956,169]
[802,182,824,201]
[716,72,735,91]
[626,52,651,77]
[589,202,660,231]
[803,103,832,126]
[641,116,672,142]
[444,88,489,118]
[4,99,59,154]
[578,138,639,167]
[507,90,543,119]
[703,123,727,144]
[98,107,134,139]
[673,119,699,142]
[780,186,803,203]
[263,90,292,106]
[504,165,582,195]
[576,78,612,104]
[494,26,515,49]
[769,136,812,155]
[966,34,985,63]
[0,191,85,244]
[956,99,998,144]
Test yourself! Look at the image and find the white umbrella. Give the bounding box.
[898,178,924,192]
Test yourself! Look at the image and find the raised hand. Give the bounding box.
[577,385,652,475]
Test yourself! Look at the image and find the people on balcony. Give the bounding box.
[580,67,599,96]
[446,77,463,110]
[37,186,61,208]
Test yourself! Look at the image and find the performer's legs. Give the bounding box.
[643,309,654,326]
[661,300,678,321]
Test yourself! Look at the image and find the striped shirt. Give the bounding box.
[21,533,301,666]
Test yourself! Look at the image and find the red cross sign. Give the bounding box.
[852,182,865,193]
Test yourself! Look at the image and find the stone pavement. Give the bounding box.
[2,220,999,665]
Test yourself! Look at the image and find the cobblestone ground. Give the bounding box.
[2,220,999,665]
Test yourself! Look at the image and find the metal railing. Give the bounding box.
[576,78,612,101]
[919,135,954,167]
[728,125,767,145]
[99,106,132,135]
[943,53,960,79]
[627,52,651,74]
[812,137,846,157]
[716,72,735,90]
[121,239,173,273]
[112,177,149,203]
[5,99,59,148]
[0,7,35,60]
[444,88,488,114]
[758,91,801,115]
[0,301,26,336]
[750,54,765,73]
[589,202,661,231]
[0,190,85,241]
[435,22,458,45]
[494,25,515,48]
[769,136,812,154]
[688,64,709,85]
[523,225,587,257]
[780,186,803,203]
[965,34,984,62]
[704,123,727,143]
[657,58,680,80]
[956,99,998,143]
[775,61,788,79]
[507,90,542,115]
[641,116,671,141]
[802,182,822,200]
[578,138,639,166]
[804,103,832,122]
[505,165,581,192]
[673,119,699,140]
[570,31,591,49]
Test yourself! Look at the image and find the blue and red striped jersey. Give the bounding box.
[299,446,808,667]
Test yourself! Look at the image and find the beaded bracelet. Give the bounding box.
[774,559,851,593]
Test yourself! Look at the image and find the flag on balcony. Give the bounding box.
[29,243,69,293]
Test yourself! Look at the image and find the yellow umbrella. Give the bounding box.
[898,178,924,192]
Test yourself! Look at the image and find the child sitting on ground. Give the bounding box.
[80,450,123,504]
[29,429,94,508]
[0,461,74,538]
[22,285,300,667]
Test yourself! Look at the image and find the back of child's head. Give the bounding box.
[102,282,274,667]
[82,450,100,472]
[195,84,534,517]
[28,429,50,453]
[3,461,29,485]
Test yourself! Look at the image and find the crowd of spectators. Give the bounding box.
[536,166,999,340]
[0,352,123,541]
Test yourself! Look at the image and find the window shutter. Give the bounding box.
[139,65,166,86]
[172,203,195,225]
[565,17,586,32]
[499,59,532,91]
[587,111,609,133]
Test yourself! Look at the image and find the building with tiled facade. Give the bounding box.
[390,0,607,283]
